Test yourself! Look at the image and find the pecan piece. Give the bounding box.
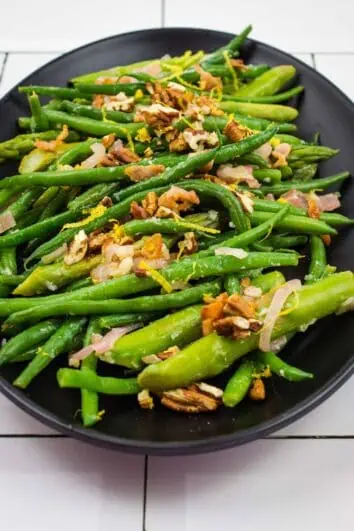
[142,191,158,217]
[249,378,266,401]
[158,185,200,213]
[64,230,88,265]
[194,64,223,91]
[161,383,222,413]
[223,293,256,319]
[138,389,154,410]
[124,163,165,183]
[223,119,249,143]
[109,139,140,164]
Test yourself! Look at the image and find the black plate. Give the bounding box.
[0,28,354,455]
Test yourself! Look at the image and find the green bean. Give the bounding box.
[253,197,354,227]
[259,172,350,196]
[219,101,299,122]
[118,127,278,202]
[292,164,318,181]
[192,204,291,259]
[224,274,240,295]
[266,234,308,249]
[275,134,304,145]
[64,278,93,292]
[256,351,314,381]
[13,318,86,389]
[124,213,219,237]
[305,236,327,284]
[138,272,354,391]
[6,280,222,325]
[60,100,134,123]
[0,130,80,158]
[178,180,249,233]
[13,256,101,296]
[74,82,145,95]
[236,152,268,168]
[57,369,140,395]
[223,359,255,407]
[27,92,50,132]
[5,188,43,221]
[106,305,204,369]
[80,318,101,427]
[253,168,282,182]
[0,210,81,249]
[99,312,162,330]
[43,109,144,138]
[203,24,252,66]
[201,114,296,134]
[288,146,339,164]
[19,85,94,100]
[223,85,304,104]
[9,347,38,364]
[0,274,26,286]
[251,210,336,235]
[234,65,297,98]
[0,320,59,366]
[68,183,120,211]
[0,253,299,317]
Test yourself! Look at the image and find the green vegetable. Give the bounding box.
[57,369,140,395]
[256,351,314,381]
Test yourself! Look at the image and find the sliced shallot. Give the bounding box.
[259,279,302,352]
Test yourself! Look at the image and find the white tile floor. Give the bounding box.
[0,2,353,530]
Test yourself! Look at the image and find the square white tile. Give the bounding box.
[0,53,59,97]
[147,439,354,531]
[165,0,354,53]
[0,394,54,434]
[0,438,145,531]
[315,54,354,100]
[0,1,162,51]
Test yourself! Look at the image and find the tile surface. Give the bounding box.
[0,53,59,97]
[165,0,354,53]
[315,54,354,100]
[146,439,354,531]
[0,438,144,531]
[0,1,161,51]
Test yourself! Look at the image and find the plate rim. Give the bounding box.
[0,26,353,455]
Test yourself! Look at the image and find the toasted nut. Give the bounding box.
[243,286,262,298]
[248,319,263,332]
[271,150,287,168]
[249,379,266,401]
[158,186,200,213]
[223,293,256,319]
[64,230,88,265]
[224,119,249,142]
[202,317,214,336]
[138,389,154,410]
[161,384,221,413]
[235,191,254,215]
[124,164,165,183]
[158,345,180,360]
[142,191,159,217]
[196,382,223,399]
[177,232,198,256]
[232,316,250,330]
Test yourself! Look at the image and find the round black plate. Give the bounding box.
[0,28,354,455]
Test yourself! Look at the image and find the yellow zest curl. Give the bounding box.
[138,261,173,293]
[222,50,239,92]
[62,204,107,230]
[135,127,151,143]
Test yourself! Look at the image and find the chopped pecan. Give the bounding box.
[195,382,223,399]
[142,191,159,217]
[135,103,180,130]
[214,315,251,339]
[88,231,113,251]
[149,82,193,110]
[249,378,266,401]
[183,128,219,152]
[223,293,256,319]
[64,230,88,265]
[248,319,263,332]
[138,389,154,410]
[178,231,198,256]
[223,119,250,143]
[230,58,248,71]
[201,296,227,321]
[124,163,165,182]
[161,383,222,413]
[104,92,135,112]
[169,132,188,152]
[92,94,105,108]
[158,185,200,213]
[109,139,140,164]
[194,95,223,116]
[101,133,116,149]
[202,318,214,336]
[143,345,180,365]
[130,201,149,219]
[95,76,119,85]
[195,64,223,91]
[321,234,332,246]
[99,196,113,208]
[119,75,138,83]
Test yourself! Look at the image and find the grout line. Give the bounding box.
[0,52,9,85]
[0,50,63,55]
[142,455,148,531]
[265,435,354,440]
[161,0,166,28]
[311,53,317,69]
[0,433,67,438]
